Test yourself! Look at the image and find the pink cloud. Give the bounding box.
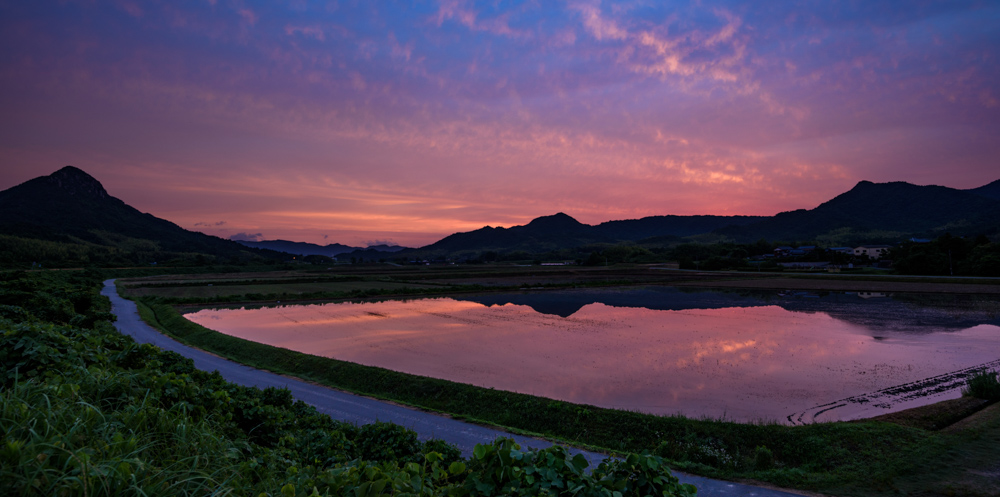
[432,0,530,39]
[285,25,325,41]
[238,7,257,26]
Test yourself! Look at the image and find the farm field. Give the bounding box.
[185,286,1000,423]
[124,264,1000,496]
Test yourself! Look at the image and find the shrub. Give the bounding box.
[962,369,1000,401]
[754,445,775,470]
[356,421,424,463]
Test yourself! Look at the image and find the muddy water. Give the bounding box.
[184,287,1000,423]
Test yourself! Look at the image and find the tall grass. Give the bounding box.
[963,369,1000,401]
[1,375,248,496]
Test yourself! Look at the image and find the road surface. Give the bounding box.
[102,279,803,497]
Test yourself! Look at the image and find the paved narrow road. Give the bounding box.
[102,280,802,497]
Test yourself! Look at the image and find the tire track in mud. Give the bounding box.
[788,358,1000,424]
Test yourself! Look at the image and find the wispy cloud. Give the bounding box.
[432,0,530,38]
[229,232,263,242]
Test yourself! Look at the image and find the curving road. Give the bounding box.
[102,279,802,497]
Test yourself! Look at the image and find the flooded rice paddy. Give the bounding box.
[184,287,1000,423]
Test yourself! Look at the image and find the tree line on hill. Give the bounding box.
[892,234,1000,276]
[390,234,1000,277]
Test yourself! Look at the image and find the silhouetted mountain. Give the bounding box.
[714,180,1000,244]
[366,244,408,253]
[416,212,763,256]
[236,239,359,256]
[523,212,589,234]
[967,179,1000,201]
[235,240,411,257]
[418,213,608,255]
[0,166,276,265]
[594,215,763,239]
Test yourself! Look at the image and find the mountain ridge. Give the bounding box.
[714,180,1000,244]
[234,239,409,257]
[0,166,277,264]
[967,179,1000,200]
[3,167,998,264]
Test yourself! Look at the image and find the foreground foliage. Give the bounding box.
[0,271,694,496]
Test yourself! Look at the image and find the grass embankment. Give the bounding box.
[139,298,1000,496]
[0,270,699,496]
[126,280,443,299]
[119,276,643,306]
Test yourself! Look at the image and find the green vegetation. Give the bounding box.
[892,234,1000,276]
[126,279,441,299]
[1,270,695,496]
[963,369,1000,401]
[136,293,1000,496]
[118,273,647,305]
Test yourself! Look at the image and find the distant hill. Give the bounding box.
[236,239,359,256]
[0,166,277,266]
[367,244,408,253]
[967,179,1000,201]
[407,179,1000,257]
[593,214,764,239]
[235,240,410,257]
[413,212,764,257]
[715,180,1000,244]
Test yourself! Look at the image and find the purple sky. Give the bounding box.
[2,1,998,246]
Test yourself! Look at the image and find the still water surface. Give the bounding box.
[184,287,1000,423]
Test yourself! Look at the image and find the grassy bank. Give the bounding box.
[119,277,643,306]
[137,297,1000,496]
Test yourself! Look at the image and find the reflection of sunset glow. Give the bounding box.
[185,299,1000,422]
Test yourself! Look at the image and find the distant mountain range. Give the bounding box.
[2,167,998,266]
[408,179,1000,256]
[234,239,409,257]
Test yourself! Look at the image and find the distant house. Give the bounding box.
[854,245,892,259]
[779,261,829,269]
[777,245,815,257]
[829,247,853,254]
[774,246,794,257]
[857,291,888,299]
[909,238,932,243]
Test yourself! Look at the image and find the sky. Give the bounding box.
[1,1,998,247]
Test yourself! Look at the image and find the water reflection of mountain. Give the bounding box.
[456,287,1000,335]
